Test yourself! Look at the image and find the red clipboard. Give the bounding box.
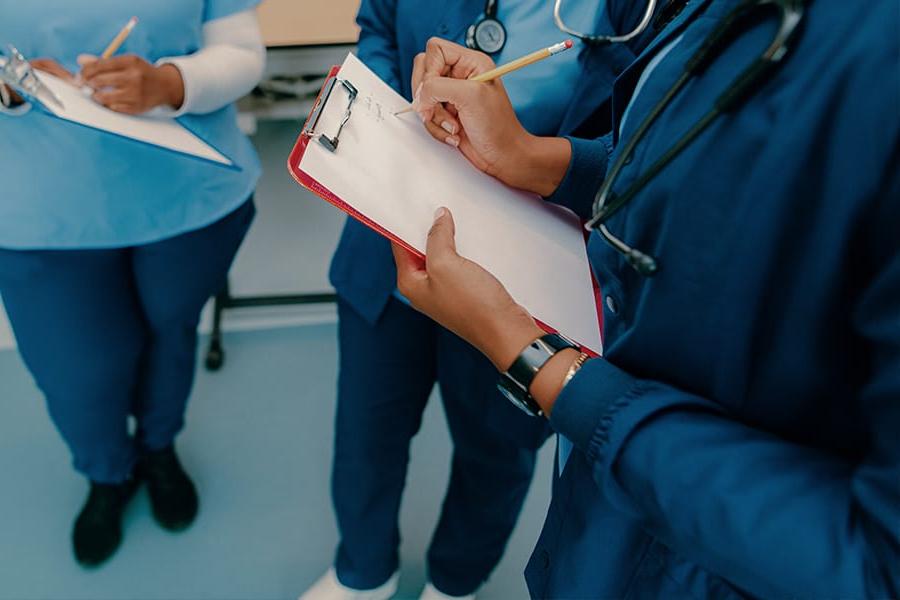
[287,66,604,356]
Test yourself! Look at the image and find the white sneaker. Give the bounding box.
[299,568,400,600]
[418,582,475,600]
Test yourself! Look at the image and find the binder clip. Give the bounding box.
[0,44,65,110]
[303,77,357,153]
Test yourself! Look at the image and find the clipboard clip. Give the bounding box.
[0,44,65,110]
[303,76,357,153]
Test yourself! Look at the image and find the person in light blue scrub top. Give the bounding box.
[309,2,648,600]
[0,0,263,567]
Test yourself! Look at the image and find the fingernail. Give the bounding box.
[415,82,423,98]
[445,136,459,147]
[434,207,447,220]
[441,121,456,135]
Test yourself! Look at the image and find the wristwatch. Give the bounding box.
[497,333,578,417]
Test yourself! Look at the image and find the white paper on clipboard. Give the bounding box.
[297,53,602,354]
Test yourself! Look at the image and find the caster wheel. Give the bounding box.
[205,342,225,371]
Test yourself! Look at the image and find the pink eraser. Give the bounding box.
[564,39,574,49]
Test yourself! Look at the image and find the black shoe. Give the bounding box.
[72,477,140,567]
[137,445,198,532]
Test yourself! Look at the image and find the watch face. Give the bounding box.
[473,18,507,54]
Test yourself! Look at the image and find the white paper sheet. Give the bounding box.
[33,70,231,166]
[298,54,602,353]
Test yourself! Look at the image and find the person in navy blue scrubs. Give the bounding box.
[396,0,900,598]
[0,0,264,567]
[305,2,659,599]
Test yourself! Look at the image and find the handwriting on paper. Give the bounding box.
[362,94,386,123]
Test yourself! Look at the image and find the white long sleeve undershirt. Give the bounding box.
[156,9,266,116]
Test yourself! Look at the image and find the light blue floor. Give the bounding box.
[0,324,554,600]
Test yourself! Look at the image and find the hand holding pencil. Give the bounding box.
[409,38,574,197]
[77,16,186,115]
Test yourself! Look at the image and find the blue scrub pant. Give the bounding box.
[0,200,254,484]
[333,297,539,597]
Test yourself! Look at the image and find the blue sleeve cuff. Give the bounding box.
[543,135,613,220]
[549,357,640,452]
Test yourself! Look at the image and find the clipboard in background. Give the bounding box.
[288,54,604,356]
[0,49,236,169]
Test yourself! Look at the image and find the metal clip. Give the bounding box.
[0,44,65,110]
[303,77,358,153]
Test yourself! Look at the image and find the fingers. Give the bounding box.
[80,54,142,81]
[424,119,460,147]
[391,241,427,298]
[424,37,495,80]
[432,104,459,135]
[30,59,74,81]
[422,103,461,147]
[416,77,484,122]
[77,54,98,68]
[84,70,135,91]
[93,87,133,108]
[412,37,496,95]
[425,207,458,269]
[411,52,427,94]
[106,103,142,115]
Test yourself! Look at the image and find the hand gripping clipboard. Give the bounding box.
[287,59,604,356]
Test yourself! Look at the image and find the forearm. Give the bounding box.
[505,135,573,198]
[157,9,265,116]
[547,359,900,598]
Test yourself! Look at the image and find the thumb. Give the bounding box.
[77,54,98,67]
[426,207,458,264]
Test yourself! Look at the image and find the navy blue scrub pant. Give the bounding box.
[0,200,254,484]
[333,297,540,597]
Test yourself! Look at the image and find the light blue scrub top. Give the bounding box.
[494,0,600,136]
[0,0,261,250]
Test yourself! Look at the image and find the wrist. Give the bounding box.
[503,134,572,197]
[152,64,185,110]
[529,348,582,416]
[485,313,545,373]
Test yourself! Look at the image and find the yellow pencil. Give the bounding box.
[395,39,574,116]
[101,16,139,60]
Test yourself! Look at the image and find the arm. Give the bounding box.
[156,8,265,115]
[410,39,608,209]
[393,165,900,599]
[79,9,264,115]
[356,0,402,94]
[540,168,900,598]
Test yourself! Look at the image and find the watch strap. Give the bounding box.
[506,333,576,393]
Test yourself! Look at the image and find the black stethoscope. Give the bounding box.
[581,0,806,277]
[469,0,664,54]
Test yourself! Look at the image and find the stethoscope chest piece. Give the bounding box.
[467,0,507,54]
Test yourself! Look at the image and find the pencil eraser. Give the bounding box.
[564,39,574,49]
